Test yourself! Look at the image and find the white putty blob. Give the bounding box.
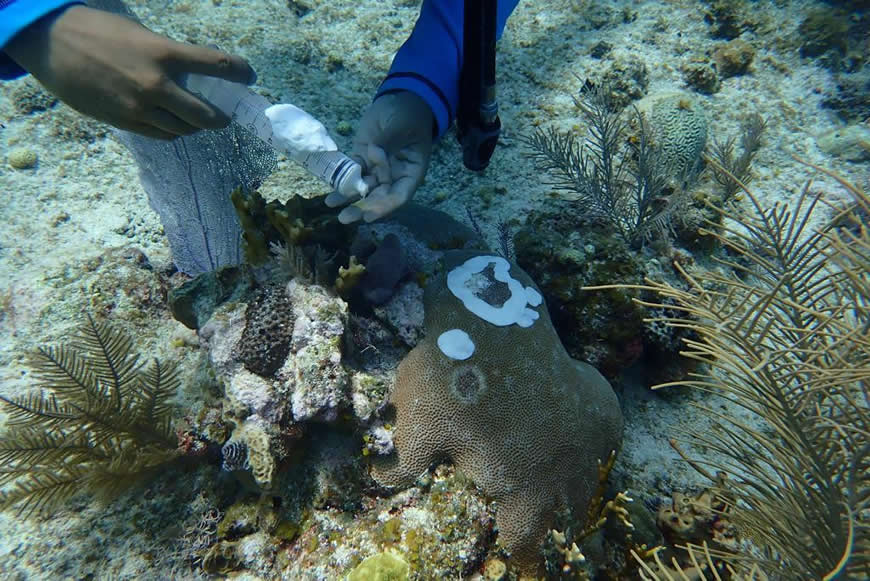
[437,329,475,360]
[266,104,368,198]
[447,255,542,328]
[265,103,337,157]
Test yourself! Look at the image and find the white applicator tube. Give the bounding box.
[185,74,368,199]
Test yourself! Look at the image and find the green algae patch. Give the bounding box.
[347,549,410,581]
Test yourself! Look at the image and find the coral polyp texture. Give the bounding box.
[634,91,708,181]
[239,285,295,377]
[372,250,624,571]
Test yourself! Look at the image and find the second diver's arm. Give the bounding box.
[376,0,519,139]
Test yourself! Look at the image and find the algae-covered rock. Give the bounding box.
[704,0,754,39]
[199,278,349,489]
[712,38,755,78]
[285,279,349,422]
[7,147,38,169]
[53,246,169,329]
[798,9,849,59]
[373,282,425,348]
[816,124,870,162]
[597,54,649,108]
[168,264,255,329]
[280,463,495,579]
[682,57,721,94]
[514,201,695,384]
[347,549,410,581]
[514,201,647,377]
[8,76,57,114]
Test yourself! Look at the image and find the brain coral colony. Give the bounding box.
[372,251,624,573]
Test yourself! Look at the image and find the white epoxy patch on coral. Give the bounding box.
[437,329,475,360]
[447,255,542,328]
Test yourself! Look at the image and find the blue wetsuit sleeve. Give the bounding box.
[376,0,519,139]
[0,0,83,80]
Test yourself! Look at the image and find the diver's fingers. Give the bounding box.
[162,82,231,129]
[350,177,415,223]
[326,190,356,208]
[367,143,391,185]
[118,120,177,140]
[141,107,202,136]
[349,153,368,174]
[326,174,376,211]
[337,205,363,224]
[324,191,362,208]
[337,183,389,223]
[363,174,378,190]
[166,42,257,85]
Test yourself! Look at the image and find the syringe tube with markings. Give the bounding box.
[185,74,367,198]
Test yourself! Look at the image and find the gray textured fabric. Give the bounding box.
[118,126,276,275]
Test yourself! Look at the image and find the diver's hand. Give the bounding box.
[326,91,434,223]
[5,5,255,139]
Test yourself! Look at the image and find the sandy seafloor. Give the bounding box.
[0,0,867,578]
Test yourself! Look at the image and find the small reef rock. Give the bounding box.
[199,278,349,489]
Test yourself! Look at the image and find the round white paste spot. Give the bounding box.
[437,329,475,360]
[447,255,541,328]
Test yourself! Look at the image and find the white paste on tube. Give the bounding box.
[265,104,337,158]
